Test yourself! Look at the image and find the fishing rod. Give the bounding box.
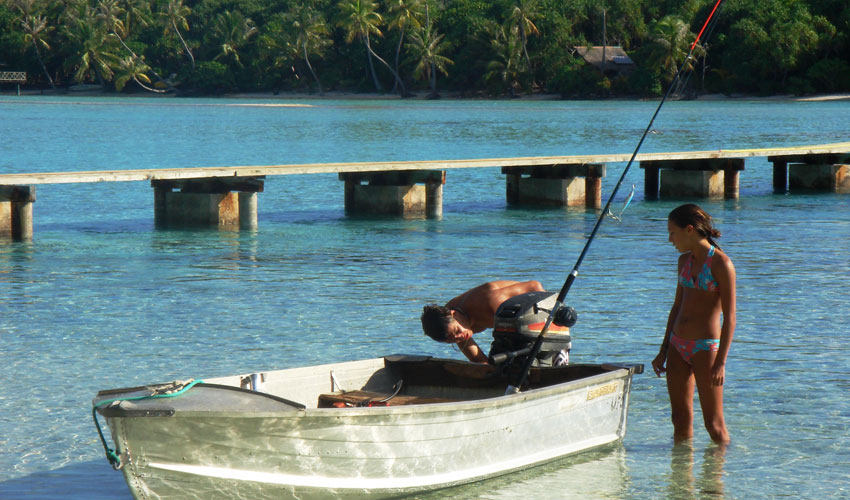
[506,0,726,394]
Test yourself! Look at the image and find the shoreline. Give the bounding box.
[3,87,850,102]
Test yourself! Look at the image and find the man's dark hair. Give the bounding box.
[421,304,452,342]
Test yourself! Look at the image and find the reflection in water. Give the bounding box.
[669,441,726,499]
[414,445,629,499]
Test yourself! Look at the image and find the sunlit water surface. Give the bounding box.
[1,96,849,499]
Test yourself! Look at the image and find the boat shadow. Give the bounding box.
[0,461,130,500]
[410,443,628,499]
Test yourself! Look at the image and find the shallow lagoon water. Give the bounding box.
[1,96,849,498]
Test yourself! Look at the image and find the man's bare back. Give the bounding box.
[423,280,545,363]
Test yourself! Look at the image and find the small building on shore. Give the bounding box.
[575,46,635,78]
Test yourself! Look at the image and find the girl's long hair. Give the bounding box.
[668,203,721,249]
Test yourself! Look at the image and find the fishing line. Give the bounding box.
[507,0,726,394]
[606,184,636,222]
[676,4,725,96]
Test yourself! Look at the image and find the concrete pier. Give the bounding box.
[0,185,34,241]
[151,177,263,229]
[339,170,445,218]
[789,163,850,193]
[641,159,744,200]
[1,141,848,239]
[502,164,605,208]
[768,152,850,193]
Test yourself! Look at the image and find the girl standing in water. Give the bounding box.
[652,204,736,444]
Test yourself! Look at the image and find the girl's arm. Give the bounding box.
[712,253,737,385]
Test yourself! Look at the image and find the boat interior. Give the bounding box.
[95,355,633,414]
[315,355,617,408]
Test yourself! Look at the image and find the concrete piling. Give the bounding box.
[339,170,445,218]
[0,185,34,241]
[502,164,606,208]
[641,159,744,200]
[151,177,264,229]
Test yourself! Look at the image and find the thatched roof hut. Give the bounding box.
[575,46,635,77]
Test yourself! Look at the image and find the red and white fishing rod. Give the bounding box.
[507,0,726,394]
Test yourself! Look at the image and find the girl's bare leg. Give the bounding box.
[692,350,730,443]
[666,347,695,442]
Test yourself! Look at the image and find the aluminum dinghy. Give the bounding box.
[93,355,641,499]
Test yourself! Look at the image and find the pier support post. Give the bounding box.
[643,164,659,201]
[502,164,606,208]
[238,192,258,229]
[788,163,850,193]
[151,177,264,229]
[771,159,788,193]
[641,159,744,200]
[724,166,741,199]
[769,152,850,194]
[339,170,445,218]
[0,185,35,241]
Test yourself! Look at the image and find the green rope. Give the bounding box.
[92,379,204,470]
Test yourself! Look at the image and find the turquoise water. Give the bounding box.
[1,96,849,498]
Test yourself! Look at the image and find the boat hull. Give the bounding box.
[96,356,638,499]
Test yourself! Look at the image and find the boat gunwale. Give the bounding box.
[98,360,635,420]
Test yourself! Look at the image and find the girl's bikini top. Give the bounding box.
[679,245,718,292]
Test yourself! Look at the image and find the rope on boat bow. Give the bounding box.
[506,0,726,395]
[92,379,204,470]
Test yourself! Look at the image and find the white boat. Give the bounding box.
[93,354,641,499]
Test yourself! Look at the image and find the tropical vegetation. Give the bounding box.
[0,0,848,97]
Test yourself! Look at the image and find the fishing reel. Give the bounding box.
[488,291,576,368]
[553,304,577,328]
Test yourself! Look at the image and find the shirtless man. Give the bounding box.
[420,280,545,363]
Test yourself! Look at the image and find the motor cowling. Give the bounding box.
[489,291,575,367]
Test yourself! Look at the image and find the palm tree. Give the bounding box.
[648,15,702,86]
[63,2,121,85]
[96,0,163,89]
[11,0,55,89]
[386,0,424,94]
[114,55,166,92]
[407,14,452,98]
[158,0,194,69]
[336,0,405,95]
[507,0,540,72]
[212,10,258,68]
[95,0,125,39]
[19,14,56,89]
[257,14,296,89]
[120,0,152,41]
[484,22,523,96]
[288,3,330,94]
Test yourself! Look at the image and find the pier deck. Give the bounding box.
[1,141,848,185]
[1,141,849,240]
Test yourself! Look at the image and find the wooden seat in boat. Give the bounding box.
[317,390,456,408]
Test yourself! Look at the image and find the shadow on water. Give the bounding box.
[0,461,130,500]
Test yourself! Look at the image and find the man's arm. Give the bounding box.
[459,337,489,363]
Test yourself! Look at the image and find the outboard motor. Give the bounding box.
[489,291,576,367]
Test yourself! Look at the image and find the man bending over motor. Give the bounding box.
[421,280,545,363]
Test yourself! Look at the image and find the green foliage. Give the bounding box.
[182,59,233,92]
[1,0,848,95]
[806,58,850,92]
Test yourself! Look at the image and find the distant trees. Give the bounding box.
[290,4,331,93]
[407,4,450,97]
[158,0,193,70]
[0,0,847,96]
[14,0,56,89]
